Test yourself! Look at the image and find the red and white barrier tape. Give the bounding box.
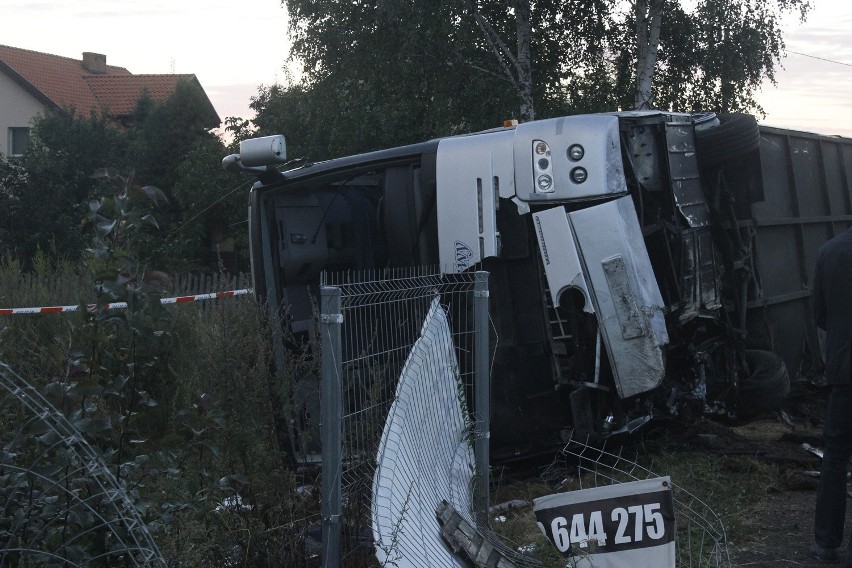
[0,289,253,315]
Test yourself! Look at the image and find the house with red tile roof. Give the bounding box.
[0,45,220,157]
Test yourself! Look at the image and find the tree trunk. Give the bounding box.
[633,0,664,110]
[469,0,534,122]
[514,0,534,121]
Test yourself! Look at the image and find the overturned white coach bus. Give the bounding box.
[224,111,852,462]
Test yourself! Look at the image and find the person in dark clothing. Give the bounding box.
[811,227,852,565]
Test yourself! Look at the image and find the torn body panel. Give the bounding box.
[532,206,593,314]
[569,197,668,399]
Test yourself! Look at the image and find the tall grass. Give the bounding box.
[0,252,86,380]
[2,257,781,567]
[0,257,323,566]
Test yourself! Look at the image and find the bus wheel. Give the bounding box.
[737,349,790,420]
[695,113,761,168]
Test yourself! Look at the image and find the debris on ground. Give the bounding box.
[437,500,520,568]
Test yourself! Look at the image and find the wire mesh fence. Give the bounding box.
[543,439,731,568]
[318,268,495,566]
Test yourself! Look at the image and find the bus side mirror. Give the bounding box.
[222,135,287,174]
[239,135,287,167]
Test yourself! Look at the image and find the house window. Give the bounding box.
[8,127,30,157]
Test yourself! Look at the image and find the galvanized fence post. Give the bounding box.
[320,286,343,568]
[473,272,490,518]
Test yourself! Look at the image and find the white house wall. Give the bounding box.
[0,71,45,156]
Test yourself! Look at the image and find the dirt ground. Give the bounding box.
[676,384,843,567]
[491,382,845,567]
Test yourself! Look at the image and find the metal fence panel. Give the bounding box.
[319,268,490,566]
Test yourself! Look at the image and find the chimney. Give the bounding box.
[82,52,107,74]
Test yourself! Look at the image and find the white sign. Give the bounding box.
[533,477,675,568]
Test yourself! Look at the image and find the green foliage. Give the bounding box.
[125,81,233,271]
[64,170,173,473]
[258,0,523,158]
[1,81,231,272]
[0,252,84,383]
[0,170,320,565]
[170,136,250,270]
[0,157,29,252]
[0,111,127,261]
[616,0,812,113]
[130,79,221,192]
[0,391,154,567]
[267,0,810,159]
[154,299,321,566]
[0,171,180,565]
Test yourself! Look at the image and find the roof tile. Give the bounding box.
[85,74,197,116]
[0,44,130,113]
[0,45,219,125]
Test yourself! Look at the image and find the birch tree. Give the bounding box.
[269,0,810,157]
[633,0,664,109]
[469,0,535,121]
[625,0,811,112]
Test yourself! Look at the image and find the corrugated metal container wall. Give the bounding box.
[747,126,852,380]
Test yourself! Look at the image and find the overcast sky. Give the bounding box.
[1,0,850,137]
[758,0,852,136]
[0,0,292,126]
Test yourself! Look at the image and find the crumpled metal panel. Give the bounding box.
[568,196,669,399]
[624,122,665,192]
[679,227,722,321]
[602,255,646,339]
[665,121,711,228]
[532,206,594,313]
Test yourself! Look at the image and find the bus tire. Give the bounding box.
[695,113,761,168]
[737,349,790,420]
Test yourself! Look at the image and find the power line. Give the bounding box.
[788,50,852,68]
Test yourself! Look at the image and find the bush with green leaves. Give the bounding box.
[0,170,322,566]
[0,82,239,272]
